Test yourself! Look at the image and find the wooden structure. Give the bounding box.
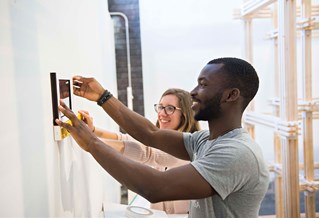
[234,0,319,217]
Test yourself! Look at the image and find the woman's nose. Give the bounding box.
[158,109,168,116]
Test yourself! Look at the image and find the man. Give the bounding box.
[56,57,269,217]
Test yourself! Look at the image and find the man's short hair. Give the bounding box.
[207,57,259,110]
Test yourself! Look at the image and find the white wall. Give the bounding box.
[140,0,244,126]
[139,0,319,164]
[0,0,120,217]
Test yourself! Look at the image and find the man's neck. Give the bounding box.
[208,118,242,140]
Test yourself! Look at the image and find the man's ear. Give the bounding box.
[223,88,240,102]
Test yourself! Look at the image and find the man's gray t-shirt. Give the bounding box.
[183,128,269,218]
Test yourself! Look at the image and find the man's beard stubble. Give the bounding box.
[194,93,223,121]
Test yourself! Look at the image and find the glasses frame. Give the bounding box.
[154,104,182,115]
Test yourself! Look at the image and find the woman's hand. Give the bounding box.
[78,110,95,132]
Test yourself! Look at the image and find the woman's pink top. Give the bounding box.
[117,133,189,214]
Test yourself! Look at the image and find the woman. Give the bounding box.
[79,88,200,214]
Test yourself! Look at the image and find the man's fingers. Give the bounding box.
[59,99,71,110]
[72,79,90,97]
[73,75,93,84]
[73,79,82,95]
[73,80,82,88]
[55,119,73,132]
[72,75,82,81]
[72,76,84,96]
[73,87,82,96]
[58,100,79,124]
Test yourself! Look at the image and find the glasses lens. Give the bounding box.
[165,106,175,115]
[155,104,178,115]
[155,104,163,113]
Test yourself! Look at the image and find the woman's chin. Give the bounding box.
[160,123,174,130]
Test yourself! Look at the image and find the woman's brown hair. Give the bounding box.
[156,88,200,133]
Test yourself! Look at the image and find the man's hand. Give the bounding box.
[73,76,105,102]
[55,99,98,152]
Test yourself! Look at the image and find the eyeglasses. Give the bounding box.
[154,104,181,115]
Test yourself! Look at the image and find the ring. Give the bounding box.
[125,206,153,218]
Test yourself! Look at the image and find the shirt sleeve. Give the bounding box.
[191,140,258,200]
[183,130,210,161]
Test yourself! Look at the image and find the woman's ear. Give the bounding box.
[224,88,240,102]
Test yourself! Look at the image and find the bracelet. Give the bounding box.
[97,90,113,106]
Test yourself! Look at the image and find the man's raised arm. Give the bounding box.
[55,100,214,204]
[72,76,189,160]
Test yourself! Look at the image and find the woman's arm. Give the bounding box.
[78,110,188,165]
[122,137,188,167]
[79,110,118,139]
[100,139,125,153]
